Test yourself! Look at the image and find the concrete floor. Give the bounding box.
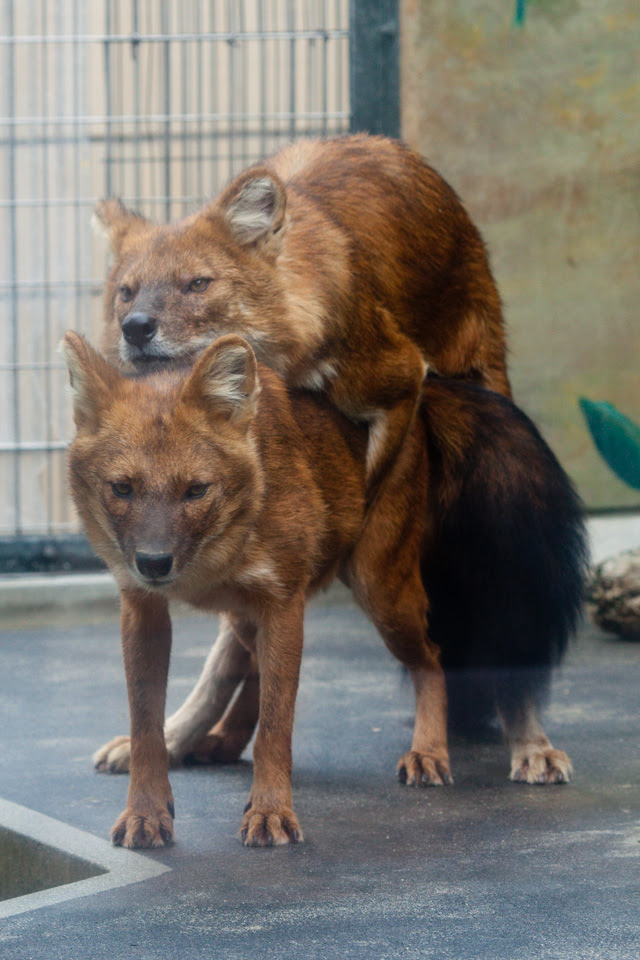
[1,519,640,959]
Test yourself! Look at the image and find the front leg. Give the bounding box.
[110,590,175,848]
[241,594,305,847]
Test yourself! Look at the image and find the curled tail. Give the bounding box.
[420,379,589,728]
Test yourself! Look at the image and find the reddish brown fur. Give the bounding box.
[63,333,571,849]
[96,135,510,493]
[63,331,458,847]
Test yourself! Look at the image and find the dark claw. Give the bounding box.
[240,828,248,843]
[260,816,272,846]
[282,817,298,843]
[133,823,147,848]
[167,800,175,819]
[160,824,173,844]
[243,800,253,813]
[397,766,408,784]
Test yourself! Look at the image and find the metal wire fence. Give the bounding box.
[0,0,350,547]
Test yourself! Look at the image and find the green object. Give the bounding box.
[579,398,640,490]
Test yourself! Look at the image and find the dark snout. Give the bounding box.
[122,312,158,348]
[135,551,173,581]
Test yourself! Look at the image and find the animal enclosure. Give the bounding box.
[0,0,350,544]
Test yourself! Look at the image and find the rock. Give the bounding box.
[587,548,640,641]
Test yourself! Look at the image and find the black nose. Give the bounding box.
[122,312,158,348]
[135,552,173,580]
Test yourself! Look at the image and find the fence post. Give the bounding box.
[349,0,400,139]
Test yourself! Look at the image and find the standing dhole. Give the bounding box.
[62,332,586,849]
[96,134,510,494]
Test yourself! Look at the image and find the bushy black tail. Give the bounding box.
[420,379,589,732]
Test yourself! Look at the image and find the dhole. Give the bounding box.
[96,134,510,492]
[62,331,587,849]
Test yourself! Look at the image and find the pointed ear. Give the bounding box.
[183,335,260,427]
[59,331,119,431]
[92,198,151,256]
[215,168,286,248]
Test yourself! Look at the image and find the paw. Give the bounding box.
[240,803,303,847]
[397,749,453,787]
[510,746,573,785]
[94,736,131,773]
[111,799,175,849]
[95,735,186,771]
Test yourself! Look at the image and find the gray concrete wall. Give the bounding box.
[401,0,640,509]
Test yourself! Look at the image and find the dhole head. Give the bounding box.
[94,168,287,372]
[61,332,263,590]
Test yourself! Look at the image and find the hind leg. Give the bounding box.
[348,547,452,787]
[94,614,255,772]
[397,651,452,787]
[497,690,572,785]
[187,669,260,765]
[163,616,257,764]
[366,578,451,786]
[329,307,427,501]
[347,427,451,786]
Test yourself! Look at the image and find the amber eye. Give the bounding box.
[111,480,133,499]
[188,277,211,293]
[184,482,208,501]
[120,285,133,303]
